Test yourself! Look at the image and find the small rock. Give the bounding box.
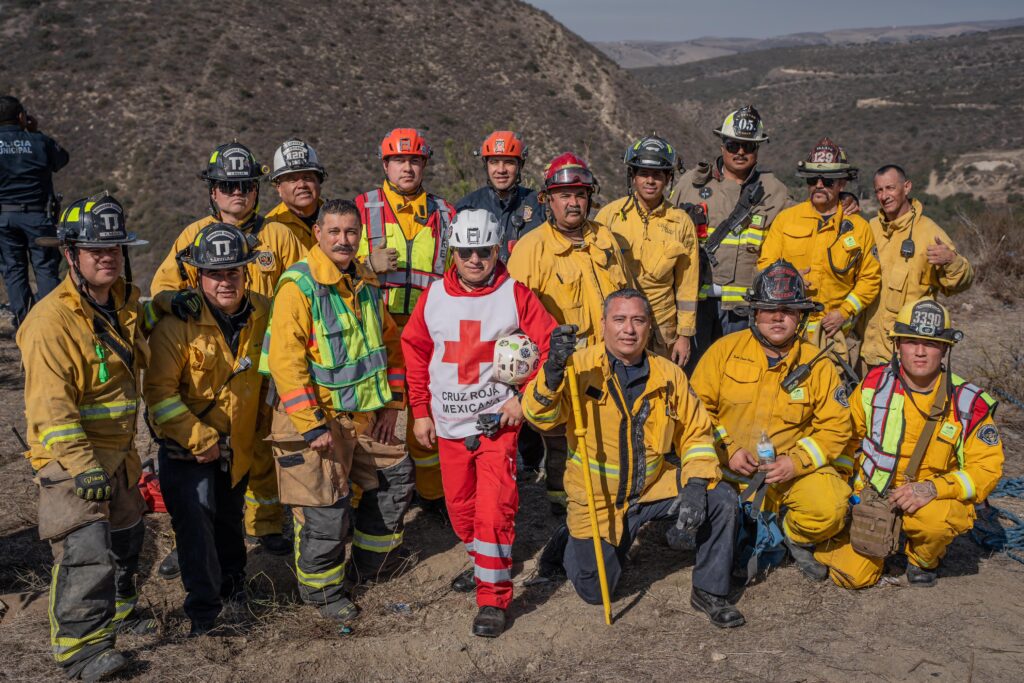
[711,652,727,662]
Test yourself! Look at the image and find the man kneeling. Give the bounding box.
[818,299,1003,588]
[525,289,744,628]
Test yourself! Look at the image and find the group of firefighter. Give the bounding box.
[15,105,1005,680]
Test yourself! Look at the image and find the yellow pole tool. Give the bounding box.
[566,361,613,626]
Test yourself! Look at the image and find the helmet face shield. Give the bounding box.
[546,166,594,191]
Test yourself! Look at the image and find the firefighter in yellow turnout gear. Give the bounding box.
[144,224,270,636]
[691,260,852,582]
[526,290,745,629]
[267,138,327,250]
[817,299,1003,588]
[508,152,631,512]
[858,165,974,369]
[18,194,155,681]
[355,128,455,510]
[758,137,880,373]
[151,141,305,568]
[262,199,414,621]
[671,106,793,367]
[595,135,698,367]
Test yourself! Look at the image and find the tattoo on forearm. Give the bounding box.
[911,481,937,499]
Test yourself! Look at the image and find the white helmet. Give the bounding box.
[450,208,500,248]
[492,333,540,386]
[714,105,769,143]
[270,138,327,181]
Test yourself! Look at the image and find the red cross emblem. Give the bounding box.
[442,320,496,384]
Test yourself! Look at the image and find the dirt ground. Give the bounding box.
[1,287,1023,683]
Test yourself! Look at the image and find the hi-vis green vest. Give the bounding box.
[859,365,996,494]
[356,188,453,317]
[259,260,391,412]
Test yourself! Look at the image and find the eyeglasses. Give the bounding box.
[805,176,837,188]
[455,246,494,260]
[214,180,256,195]
[723,140,759,154]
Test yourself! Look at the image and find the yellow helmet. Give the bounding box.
[889,298,962,345]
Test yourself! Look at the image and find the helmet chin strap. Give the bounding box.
[748,307,809,354]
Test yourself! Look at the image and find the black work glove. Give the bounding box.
[170,290,203,321]
[74,467,112,501]
[543,324,578,391]
[668,478,709,532]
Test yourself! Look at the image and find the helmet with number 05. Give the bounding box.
[889,298,962,345]
[715,105,770,143]
[492,334,541,386]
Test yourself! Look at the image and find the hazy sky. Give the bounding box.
[525,0,1024,42]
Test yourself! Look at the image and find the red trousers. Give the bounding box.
[438,428,519,609]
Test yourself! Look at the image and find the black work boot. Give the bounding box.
[77,649,127,681]
[319,597,360,624]
[538,524,569,580]
[471,606,506,638]
[157,548,180,580]
[118,614,158,636]
[784,536,828,582]
[451,568,475,593]
[257,533,292,556]
[906,563,938,587]
[691,587,745,628]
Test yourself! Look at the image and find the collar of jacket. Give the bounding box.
[442,260,509,297]
[57,274,137,329]
[617,195,669,222]
[488,184,524,210]
[545,220,613,255]
[266,198,322,225]
[794,199,845,233]
[574,344,674,407]
[383,182,427,219]
[712,157,763,188]
[876,198,921,237]
[306,244,378,288]
[197,289,268,326]
[737,327,808,374]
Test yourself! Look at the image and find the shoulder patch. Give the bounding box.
[870,245,879,260]
[256,251,275,270]
[977,424,1000,446]
[522,205,533,222]
[699,186,713,199]
[833,385,849,408]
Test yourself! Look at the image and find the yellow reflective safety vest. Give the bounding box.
[856,365,1000,500]
[354,187,454,318]
[260,250,398,420]
[17,276,150,482]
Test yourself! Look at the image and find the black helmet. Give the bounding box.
[39,193,148,248]
[745,260,822,312]
[623,135,680,173]
[179,223,258,270]
[198,141,267,183]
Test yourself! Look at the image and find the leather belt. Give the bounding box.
[0,203,47,213]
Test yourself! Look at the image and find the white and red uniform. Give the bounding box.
[402,262,556,609]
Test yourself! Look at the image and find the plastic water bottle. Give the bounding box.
[756,430,775,465]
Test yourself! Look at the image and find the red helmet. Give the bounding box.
[543,152,595,191]
[479,131,527,160]
[378,128,432,160]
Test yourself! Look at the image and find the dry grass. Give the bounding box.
[956,206,1024,305]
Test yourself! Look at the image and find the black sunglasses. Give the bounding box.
[214,180,256,194]
[724,140,759,154]
[805,176,837,188]
[455,246,494,260]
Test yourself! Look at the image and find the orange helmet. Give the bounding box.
[543,152,596,192]
[378,128,432,160]
[479,131,527,160]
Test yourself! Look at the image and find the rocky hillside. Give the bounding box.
[598,18,1024,68]
[0,0,693,278]
[632,26,1024,219]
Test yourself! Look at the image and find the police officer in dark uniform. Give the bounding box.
[455,131,547,476]
[456,131,544,262]
[0,96,69,327]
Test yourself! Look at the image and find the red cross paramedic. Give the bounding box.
[402,208,556,638]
